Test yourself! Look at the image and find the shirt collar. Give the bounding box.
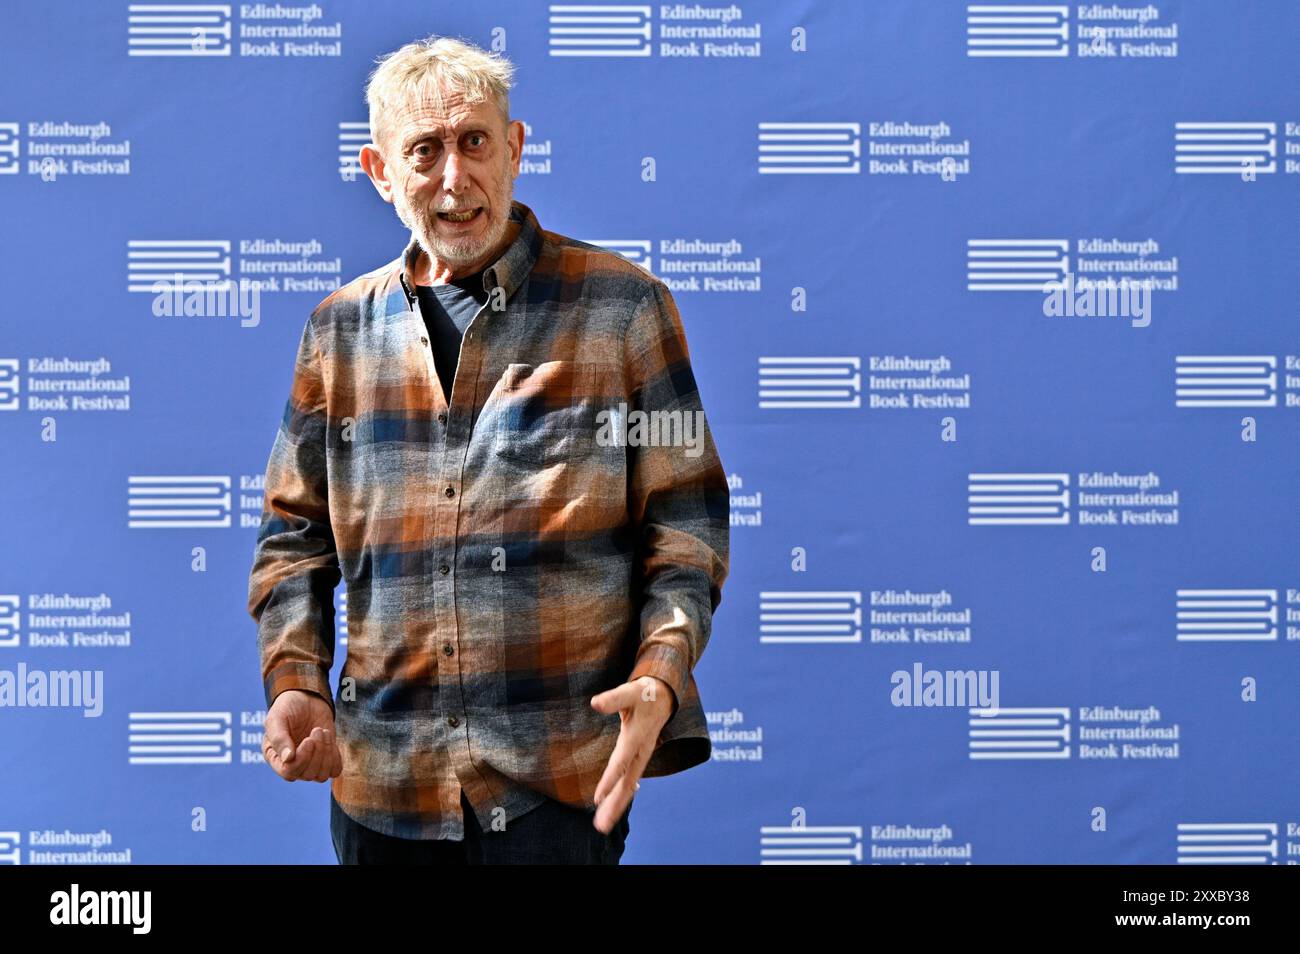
[396,198,543,310]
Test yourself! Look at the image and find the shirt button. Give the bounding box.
[437,412,447,425]
[448,715,460,728]
[442,643,454,657]
[444,486,455,499]
[438,563,450,575]
[420,336,429,347]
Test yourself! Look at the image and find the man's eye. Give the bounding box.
[413,144,434,159]
[468,134,485,148]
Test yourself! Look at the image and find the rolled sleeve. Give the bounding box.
[246,314,341,716]
[622,279,730,732]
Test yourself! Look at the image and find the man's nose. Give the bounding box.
[442,150,467,192]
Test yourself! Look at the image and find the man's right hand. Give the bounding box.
[263,689,343,783]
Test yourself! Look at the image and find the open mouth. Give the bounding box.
[437,207,483,224]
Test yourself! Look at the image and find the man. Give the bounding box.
[246,35,730,865]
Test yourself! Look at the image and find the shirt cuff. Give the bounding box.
[629,643,688,720]
[264,663,335,716]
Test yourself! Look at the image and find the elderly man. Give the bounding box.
[246,35,729,865]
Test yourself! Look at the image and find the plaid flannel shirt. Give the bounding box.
[247,198,730,840]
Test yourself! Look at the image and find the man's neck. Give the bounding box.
[411,219,521,287]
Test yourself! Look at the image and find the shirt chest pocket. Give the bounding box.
[493,360,588,468]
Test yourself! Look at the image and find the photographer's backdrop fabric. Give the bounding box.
[1,0,1298,864]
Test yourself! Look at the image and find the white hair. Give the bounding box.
[365,35,516,154]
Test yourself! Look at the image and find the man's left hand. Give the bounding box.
[589,675,675,834]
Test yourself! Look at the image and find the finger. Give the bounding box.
[310,729,334,782]
[595,696,664,802]
[590,681,640,715]
[593,727,639,808]
[267,733,310,785]
[594,771,636,834]
[324,729,343,778]
[264,740,296,781]
[263,711,297,766]
[285,734,317,782]
[283,737,312,782]
[299,729,329,782]
[598,719,655,820]
[613,740,651,808]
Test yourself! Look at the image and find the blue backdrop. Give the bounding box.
[2,0,1298,865]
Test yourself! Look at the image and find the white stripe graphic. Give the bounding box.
[1177,823,1277,864]
[758,123,860,174]
[760,825,863,864]
[967,472,1070,525]
[969,707,1070,759]
[548,5,652,56]
[1175,123,1276,175]
[967,239,1069,291]
[129,710,233,764]
[128,475,232,528]
[1175,355,1276,407]
[759,356,861,408]
[1175,590,1277,641]
[127,4,232,56]
[966,5,1069,57]
[759,591,862,644]
[128,240,231,292]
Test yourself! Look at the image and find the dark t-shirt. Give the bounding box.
[415,266,491,402]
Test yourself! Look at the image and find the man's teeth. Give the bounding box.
[439,208,479,222]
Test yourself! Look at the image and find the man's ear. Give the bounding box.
[507,120,525,178]
[359,143,394,204]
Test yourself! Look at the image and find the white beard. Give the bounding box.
[395,161,515,268]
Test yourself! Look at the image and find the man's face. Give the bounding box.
[365,87,523,274]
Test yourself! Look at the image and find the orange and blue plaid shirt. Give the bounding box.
[247,198,730,840]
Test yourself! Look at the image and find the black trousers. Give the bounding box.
[330,791,632,865]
